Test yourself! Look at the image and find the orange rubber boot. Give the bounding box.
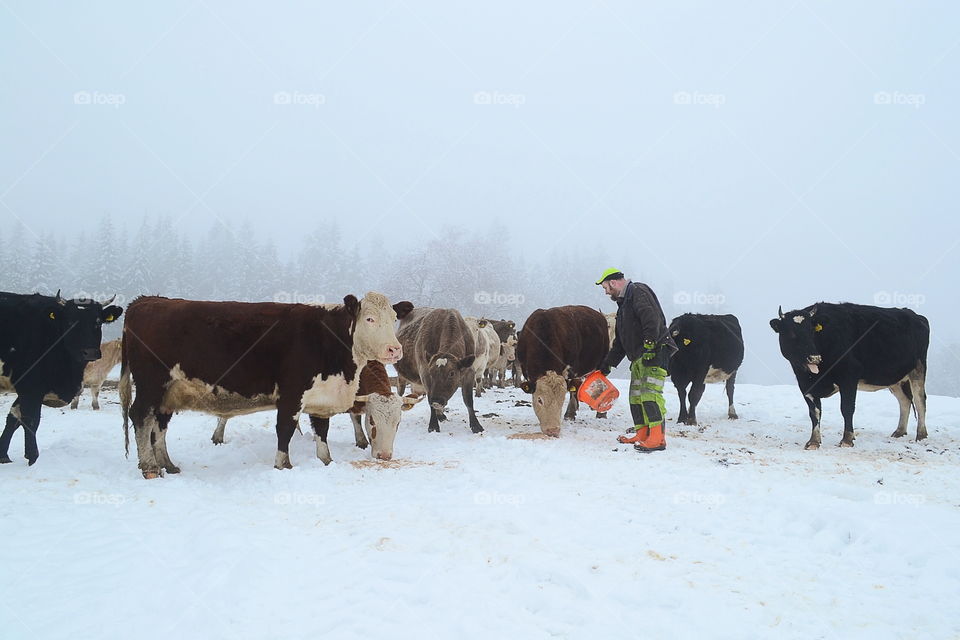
[634,423,666,452]
[618,427,648,444]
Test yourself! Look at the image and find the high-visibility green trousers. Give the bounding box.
[628,356,668,431]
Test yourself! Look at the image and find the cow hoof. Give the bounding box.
[839,440,854,448]
[916,431,928,442]
[26,456,38,466]
[274,452,293,470]
[355,442,368,450]
[92,406,100,411]
[428,425,440,433]
[470,424,484,434]
[142,470,160,480]
[164,465,181,474]
[596,412,607,419]
[0,455,11,464]
[804,441,820,450]
[890,429,907,438]
[683,419,698,427]
[564,415,576,422]
[728,413,738,420]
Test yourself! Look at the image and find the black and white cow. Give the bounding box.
[668,314,744,426]
[770,303,929,449]
[0,291,123,465]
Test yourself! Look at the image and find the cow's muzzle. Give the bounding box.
[380,345,402,364]
[375,451,393,461]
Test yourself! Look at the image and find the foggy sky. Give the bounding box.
[2,1,958,386]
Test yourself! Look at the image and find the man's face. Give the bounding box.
[601,279,620,300]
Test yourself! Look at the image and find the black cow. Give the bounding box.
[669,314,744,426]
[770,303,929,449]
[0,291,123,465]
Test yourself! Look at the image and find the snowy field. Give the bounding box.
[1,380,959,639]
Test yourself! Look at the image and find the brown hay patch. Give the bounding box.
[349,459,460,470]
[507,432,556,440]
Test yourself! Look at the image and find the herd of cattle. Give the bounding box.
[0,289,931,478]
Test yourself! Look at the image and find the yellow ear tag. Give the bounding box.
[815,324,823,332]
[49,312,55,320]
[569,386,577,392]
[683,338,692,346]
[105,315,114,322]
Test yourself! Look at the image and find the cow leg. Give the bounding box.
[726,372,738,419]
[908,368,928,441]
[211,417,228,445]
[396,376,407,396]
[564,389,578,421]
[153,413,180,474]
[803,394,822,450]
[91,385,102,411]
[14,401,43,466]
[350,413,369,449]
[70,392,81,410]
[889,382,912,438]
[0,404,23,463]
[273,398,300,470]
[475,376,483,398]
[428,404,442,433]
[675,382,689,425]
[461,382,484,434]
[131,407,161,478]
[309,416,332,465]
[838,384,857,447]
[685,379,706,426]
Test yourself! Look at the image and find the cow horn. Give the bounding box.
[55,289,66,305]
[353,394,369,403]
[401,395,422,405]
[103,294,116,305]
[778,305,784,319]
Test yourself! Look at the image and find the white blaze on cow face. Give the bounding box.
[363,393,403,461]
[532,371,568,437]
[502,336,517,362]
[352,293,403,365]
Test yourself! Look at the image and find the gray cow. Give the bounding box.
[394,307,482,434]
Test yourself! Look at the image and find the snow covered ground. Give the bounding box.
[1,380,959,639]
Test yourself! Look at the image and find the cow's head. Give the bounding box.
[502,335,517,364]
[769,305,823,374]
[349,293,412,365]
[522,370,570,437]
[669,315,699,351]
[423,352,475,412]
[353,393,423,461]
[52,292,124,362]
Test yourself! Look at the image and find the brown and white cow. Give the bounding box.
[486,334,516,389]
[210,360,422,462]
[70,339,122,410]
[516,306,609,436]
[394,307,482,433]
[120,293,412,478]
[465,318,500,397]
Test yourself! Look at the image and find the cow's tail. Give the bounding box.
[119,332,132,458]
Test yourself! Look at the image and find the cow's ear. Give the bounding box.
[478,319,488,328]
[457,355,476,370]
[102,305,123,323]
[392,301,413,320]
[520,380,532,394]
[343,295,360,317]
[769,318,781,333]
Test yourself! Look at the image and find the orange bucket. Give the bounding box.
[577,370,620,413]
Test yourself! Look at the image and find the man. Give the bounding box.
[597,268,677,452]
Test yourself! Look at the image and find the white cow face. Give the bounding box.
[350,293,412,365]
[363,393,403,461]
[502,336,517,363]
[531,371,568,437]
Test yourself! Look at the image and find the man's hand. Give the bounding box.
[641,340,657,361]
